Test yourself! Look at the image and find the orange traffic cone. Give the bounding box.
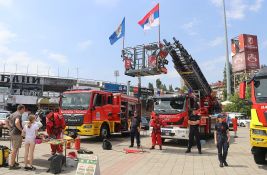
[74,136,80,150]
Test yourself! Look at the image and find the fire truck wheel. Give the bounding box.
[253,149,267,165]
[100,124,110,139]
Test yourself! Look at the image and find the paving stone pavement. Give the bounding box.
[0,127,266,175]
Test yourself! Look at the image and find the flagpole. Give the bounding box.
[123,36,125,49]
[158,22,161,44]
[158,3,160,44]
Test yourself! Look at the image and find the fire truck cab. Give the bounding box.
[149,93,218,141]
[239,67,267,164]
[61,90,139,138]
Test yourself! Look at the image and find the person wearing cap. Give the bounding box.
[186,109,202,154]
[129,111,141,148]
[214,114,230,167]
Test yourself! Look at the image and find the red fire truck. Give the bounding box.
[148,38,220,142]
[60,90,139,138]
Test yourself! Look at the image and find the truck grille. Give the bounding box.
[64,114,84,126]
[166,117,184,125]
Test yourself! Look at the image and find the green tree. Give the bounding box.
[163,84,167,91]
[180,85,188,93]
[156,79,162,89]
[223,63,234,100]
[169,85,174,92]
[148,82,154,94]
[223,89,251,116]
[148,82,154,90]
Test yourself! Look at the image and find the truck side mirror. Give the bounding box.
[92,94,98,109]
[239,81,246,99]
[245,100,253,105]
[91,106,95,111]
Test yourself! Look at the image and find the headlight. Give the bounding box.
[83,125,92,129]
[252,129,267,136]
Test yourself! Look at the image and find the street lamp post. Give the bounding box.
[114,70,119,83]
[222,0,232,100]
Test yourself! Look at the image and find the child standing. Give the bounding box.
[22,114,39,171]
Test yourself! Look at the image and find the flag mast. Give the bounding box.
[123,17,125,49]
[158,3,160,44]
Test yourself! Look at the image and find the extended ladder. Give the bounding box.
[163,37,211,97]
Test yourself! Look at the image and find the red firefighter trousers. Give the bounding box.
[50,132,63,154]
[152,132,162,146]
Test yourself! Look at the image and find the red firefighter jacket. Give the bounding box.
[150,118,164,134]
[46,112,66,136]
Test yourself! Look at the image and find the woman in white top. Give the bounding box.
[22,114,39,171]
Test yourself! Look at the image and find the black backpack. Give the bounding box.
[47,154,65,174]
[102,139,112,150]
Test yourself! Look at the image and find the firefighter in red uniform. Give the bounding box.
[46,109,66,155]
[232,117,238,138]
[150,113,164,150]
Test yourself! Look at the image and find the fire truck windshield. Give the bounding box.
[154,97,185,114]
[254,78,267,103]
[61,93,91,110]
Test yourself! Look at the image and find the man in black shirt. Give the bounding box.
[129,111,141,148]
[215,114,230,167]
[186,110,202,154]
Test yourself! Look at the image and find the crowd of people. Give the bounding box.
[4,105,65,171]
[3,104,235,171]
[130,110,232,168]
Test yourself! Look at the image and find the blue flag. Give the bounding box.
[109,17,125,45]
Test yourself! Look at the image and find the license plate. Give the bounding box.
[163,130,170,136]
[68,126,77,129]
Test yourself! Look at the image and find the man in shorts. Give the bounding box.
[8,104,25,170]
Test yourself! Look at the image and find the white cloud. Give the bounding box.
[181,18,199,36]
[227,0,247,19]
[0,22,58,76]
[78,40,92,50]
[200,56,225,82]
[0,48,51,75]
[210,0,264,20]
[249,0,264,12]
[48,53,68,64]
[42,49,68,64]
[208,36,224,47]
[210,0,222,7]
[0,0,13,7]
[0,23,16,46]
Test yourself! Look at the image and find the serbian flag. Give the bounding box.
[109,17,125,45]
[138,3,159,30]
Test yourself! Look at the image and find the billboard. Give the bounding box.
[232,51,260,73]
[238,34,258,51]
[103,83,127,93]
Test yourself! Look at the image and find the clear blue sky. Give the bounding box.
[0,0,266,88]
